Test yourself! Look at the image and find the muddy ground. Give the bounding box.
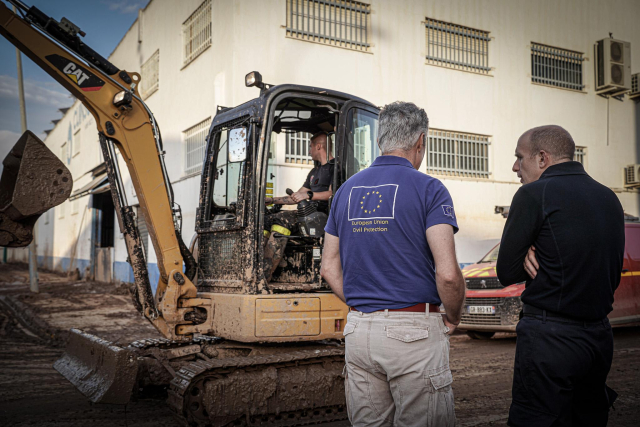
[0,263,638,426]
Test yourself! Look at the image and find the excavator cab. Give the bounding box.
[196,84,380,295]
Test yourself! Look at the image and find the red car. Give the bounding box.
[458,221,640,339]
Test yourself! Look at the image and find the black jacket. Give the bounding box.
[497,161,625,320]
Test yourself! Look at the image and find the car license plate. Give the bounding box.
[467,305,495,314]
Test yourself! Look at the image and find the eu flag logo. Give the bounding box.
[348,184,398,220]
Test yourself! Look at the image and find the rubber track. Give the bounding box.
[167,347,347,427]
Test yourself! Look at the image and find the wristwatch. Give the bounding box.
[307,191,314,200]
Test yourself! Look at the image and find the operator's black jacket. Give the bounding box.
[497,161,625,321]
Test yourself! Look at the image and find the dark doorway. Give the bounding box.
[92,192,114,247]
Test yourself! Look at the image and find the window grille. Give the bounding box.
[574,146,586,165]
[425,17,490,74]
[286,0,371,52]
[140,50,159,99]
[286,132,313,164]
[183,0,211,66]
[427,129,490,178]
[531,43,584,91]
[632,73,638,94]
[184,117,211,175]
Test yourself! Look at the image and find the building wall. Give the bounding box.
[20,0,640,284]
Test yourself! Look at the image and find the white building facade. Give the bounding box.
[14,0,640,286]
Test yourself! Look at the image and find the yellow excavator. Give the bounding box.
[0,1,380,424]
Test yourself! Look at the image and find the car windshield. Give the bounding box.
[480,244,500,263]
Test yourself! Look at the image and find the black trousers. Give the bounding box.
[508,312,616,427]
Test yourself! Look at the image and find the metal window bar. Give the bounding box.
[184,117,212,175]
[140,49,159,99]
[425,17,490,74]
[574,146,586,165]
[285,132,313,164]
[286,0,371,51]
[426,129,490,178]
[183,0,212,66]
[531,42,584,91]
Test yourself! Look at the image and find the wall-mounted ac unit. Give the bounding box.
[630,73,640,100]
[624,165,640,187]
[595,38,631,96]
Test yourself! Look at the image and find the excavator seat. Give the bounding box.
[0,131,72,247]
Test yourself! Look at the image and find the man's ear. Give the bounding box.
[538,150,551,168]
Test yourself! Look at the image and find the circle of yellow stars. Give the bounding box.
[361,191,382,214]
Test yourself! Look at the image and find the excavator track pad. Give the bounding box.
[0,131,72,247]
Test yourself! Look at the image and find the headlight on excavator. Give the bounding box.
[245,71,263,88]
[113,90,132,107]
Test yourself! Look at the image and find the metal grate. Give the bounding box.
[466,297,504,306]
[184,117,212,175]
[465,277,503,290]
[461,314,501,325]
[198,231,243,283]
[632,73,639,95]
[574,146,586,165]
[626,165,638,185]
[286,0,371,52]
[531,42,584,91]
[183,0,212,66]
[140,49,159,99]
[285,132,313,164]
[425,17,490,74]
[427,129,490,178]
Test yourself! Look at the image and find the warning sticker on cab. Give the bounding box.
[45,54,105,92]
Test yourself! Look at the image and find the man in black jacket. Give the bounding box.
[497,125,624,427]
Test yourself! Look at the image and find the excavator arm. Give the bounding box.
[0,0,206,341]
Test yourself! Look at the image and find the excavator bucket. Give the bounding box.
[0,131,72,247]
[53,329,138,404]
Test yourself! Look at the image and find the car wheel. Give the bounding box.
[466,331,496,340]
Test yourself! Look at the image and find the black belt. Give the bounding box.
[522,304,607,326]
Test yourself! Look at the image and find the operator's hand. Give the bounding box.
[524,245,539,279]
[264,197,273,205]
[442,313,458,335]
[290,191,308,203]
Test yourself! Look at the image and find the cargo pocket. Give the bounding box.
[426,365,455,427]
[386,326,429,343]
[426,364,453,391]
[343,321,357,337]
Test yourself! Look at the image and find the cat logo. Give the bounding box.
[63,62,90,85]
[45,54,105,92]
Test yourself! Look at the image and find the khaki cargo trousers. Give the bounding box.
[343,310,455,427]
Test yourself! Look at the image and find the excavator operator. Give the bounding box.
[263,131,335,280]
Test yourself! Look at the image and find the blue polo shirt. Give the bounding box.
[325,155,458,312]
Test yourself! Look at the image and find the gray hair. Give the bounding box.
[527,125,575,160]
[378,101,429,154]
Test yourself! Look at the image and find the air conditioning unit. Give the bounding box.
[630,73,640,100]
[624,165,640,187]
[595,38,631,96]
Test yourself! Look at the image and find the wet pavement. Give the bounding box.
[0,263,638,426]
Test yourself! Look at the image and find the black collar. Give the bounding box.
[540,161,587,179]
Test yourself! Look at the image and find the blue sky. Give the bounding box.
[0,0,148,165]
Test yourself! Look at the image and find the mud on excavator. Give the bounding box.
[0,1,380,425]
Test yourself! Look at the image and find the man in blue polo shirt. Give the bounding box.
[321,101,465,426]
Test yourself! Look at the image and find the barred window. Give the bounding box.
[574,146,586,165]
[286,0,371,52]
[427,129,490,178]
[183,0,211,66]
[425,18,490,74]
[140,50,159,99]
[632,73,638,94]
[285,132,313,164]
[531,43,584,91]
[183,117,211,175]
